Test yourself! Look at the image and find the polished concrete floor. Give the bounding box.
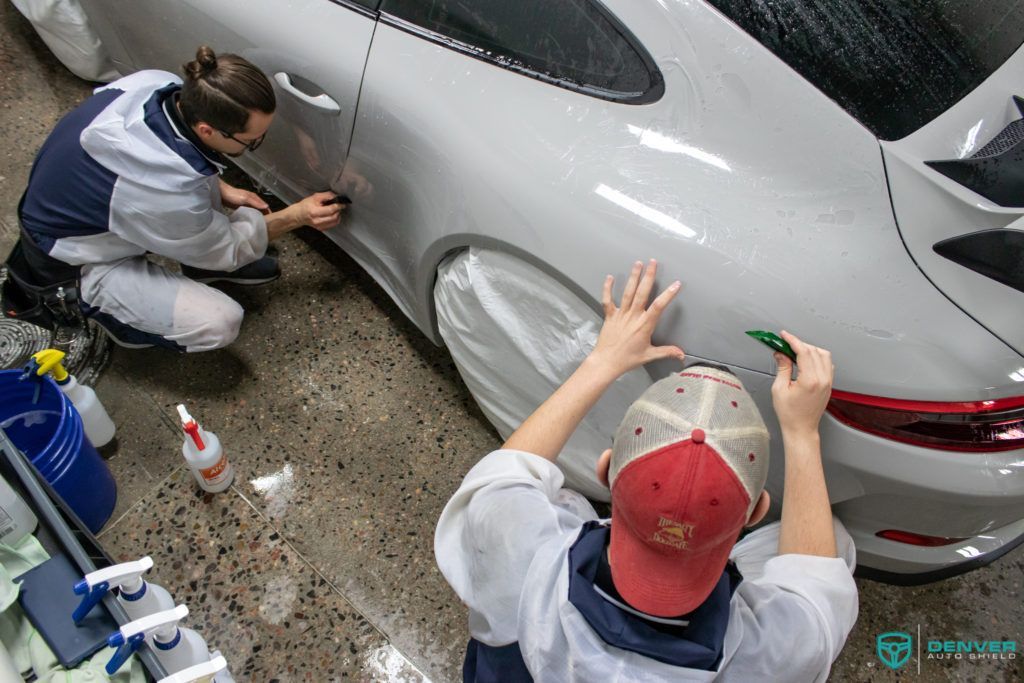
[1,6,1021,681]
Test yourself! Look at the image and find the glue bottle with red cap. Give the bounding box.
[177,404,233,493]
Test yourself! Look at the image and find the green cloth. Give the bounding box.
[0,535,144,682]
[0,535,50,674]
[31,636,143,682]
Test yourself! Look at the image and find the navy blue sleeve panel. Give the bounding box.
[19,88,124,252]
[464,640,533,683]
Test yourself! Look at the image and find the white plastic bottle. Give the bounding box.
[0,474,37,546]
[158,654,228,683]
[177,405,233,493]
[106,605,216,676]
[31,349,115,447]
[73,557,174,624]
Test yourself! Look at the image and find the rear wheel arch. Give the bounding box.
[418,236,603,346]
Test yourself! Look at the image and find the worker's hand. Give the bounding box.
[589,259,684,379]
[771,331,834,438]
[295,191,344,231]
[219,180,270,213]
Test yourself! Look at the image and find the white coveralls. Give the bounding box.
[18,70,268,351]
[435,449,860,682]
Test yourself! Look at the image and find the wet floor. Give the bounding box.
[1,5,1021,681]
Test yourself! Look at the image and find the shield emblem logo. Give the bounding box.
[877,632,912,670]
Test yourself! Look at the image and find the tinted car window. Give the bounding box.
[707,1,1024,140]
[380,0,661,102]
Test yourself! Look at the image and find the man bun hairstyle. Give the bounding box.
[179,46,275,135]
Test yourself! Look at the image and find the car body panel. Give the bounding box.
[730,363,1024,556]
[881,45,1024,358]
[339,0,1024,576]
[76,0,375,200]
[341,0,1023,401]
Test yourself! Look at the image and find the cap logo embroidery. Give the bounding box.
[651,517,695,550]
[679,371,741,390]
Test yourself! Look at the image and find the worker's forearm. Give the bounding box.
[777,430,837,557]
[502,353,621,462]
[264,205,301,241]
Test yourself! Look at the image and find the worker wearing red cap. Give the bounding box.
[435,260,858,682]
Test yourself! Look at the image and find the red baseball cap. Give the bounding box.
[608,366,769,617]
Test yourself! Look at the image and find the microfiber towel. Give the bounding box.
[0,535,50,674]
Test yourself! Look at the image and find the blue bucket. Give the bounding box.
[0,370,116,532]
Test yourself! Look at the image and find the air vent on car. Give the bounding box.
[925,96,1024,207]
[933,229,1024,294]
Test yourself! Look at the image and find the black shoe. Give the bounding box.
[182,256,280,285]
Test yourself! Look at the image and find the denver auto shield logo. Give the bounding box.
[877,632,913,670]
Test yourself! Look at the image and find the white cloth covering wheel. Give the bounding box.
[10,0,119,82]
[434,248,651,501]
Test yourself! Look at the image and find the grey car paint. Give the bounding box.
[73,0,1024,578]
[343,2,1023,400]
[344,0,1024,576]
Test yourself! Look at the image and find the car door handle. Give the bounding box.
[273,72,341,115]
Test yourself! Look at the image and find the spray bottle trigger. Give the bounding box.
[30,349,69,381]
[177,404,206,450]
[71,579,110,624]
[106,632,146,675]
[106,605,189,674]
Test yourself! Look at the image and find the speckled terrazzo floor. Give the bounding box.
[1,5,1021,682]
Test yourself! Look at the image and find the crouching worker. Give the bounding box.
[5,46,342,351]
[435,260,858,682]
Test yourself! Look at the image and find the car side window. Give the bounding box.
[379,0,663,103]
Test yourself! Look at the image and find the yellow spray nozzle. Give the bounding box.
[31,349,69,382]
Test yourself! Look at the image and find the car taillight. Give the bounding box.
[876,530,967,547]
[827,391,1024,452]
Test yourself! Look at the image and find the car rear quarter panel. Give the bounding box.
[341,0,1022,402]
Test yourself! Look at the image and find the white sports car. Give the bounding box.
[72,0,1024,581]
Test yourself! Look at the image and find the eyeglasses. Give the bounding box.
[219,129,266,152]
